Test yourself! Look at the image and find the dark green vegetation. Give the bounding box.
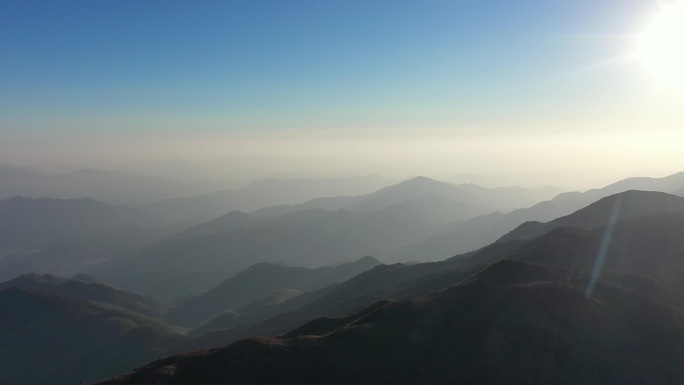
[97,190,684,384]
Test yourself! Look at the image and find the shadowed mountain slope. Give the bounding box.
[450,196,684,272]
[496,190,684,243]
[191,288,304,336]
[0,288,187,385]
[98,259,684,385]
[166,256,381,327]
[389,173,684,262]
[0,273,166,317]
[106,205,433,278]
[187,192,684,348]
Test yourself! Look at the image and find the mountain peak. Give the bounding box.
[399,176,444,186]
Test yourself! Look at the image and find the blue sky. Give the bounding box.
[1,0,660,133]
[1,0,682,185]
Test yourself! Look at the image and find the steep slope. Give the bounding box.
[496,190,684,243]
[0,273,166,317]
[191,288,304,336]
[166,256,381,327]
[185,259,475,349]
[98,260,684,385]
[389,172,684,262]
[190,195,684,348]
[454,200,684,280]
[0,288,187,385]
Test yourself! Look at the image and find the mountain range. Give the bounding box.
[388,172,684,263]
[0,166,203,206]
[142,174,393,223]
[97,177,563,298]
[99,256,684,384]
[252,176,562,219]
[6,172,684,384]
[166,256,381,327]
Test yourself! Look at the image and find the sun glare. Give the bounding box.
[638,2,684,89]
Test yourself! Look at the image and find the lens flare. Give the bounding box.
[638,2,684,89]
[585,194,623,299]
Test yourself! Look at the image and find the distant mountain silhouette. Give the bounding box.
[389,172,684,262]
[10,173,684,385]
[103,178,560,289]
[253,176,562,221]
[0,287,187,385]
[0,196,177,281]
[104,205,436,280]
[142,175,392,223]
[451,192,684,277]
[184,192,684,349]
[0,166,203,205]
[98,269,236,304]
[97,259,684,385]
[0,196,152,249]
[166,256,381,327]
[171,208,329,239]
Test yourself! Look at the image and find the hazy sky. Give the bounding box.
[1,0,683,187]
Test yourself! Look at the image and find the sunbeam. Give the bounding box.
[585,194,624,298]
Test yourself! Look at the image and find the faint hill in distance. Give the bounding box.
[0,196,183,281]
[0,196,155,249]
[142,174,393,224]
[0,166,204,205]
[448,173,513,187]
[253,176,563,219]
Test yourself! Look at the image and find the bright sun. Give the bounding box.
[638,2,684,89]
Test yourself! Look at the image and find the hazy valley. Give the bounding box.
[3,1,684,383]
[3,165,684,384]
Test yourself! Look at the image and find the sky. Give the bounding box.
[1,0,683,188]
